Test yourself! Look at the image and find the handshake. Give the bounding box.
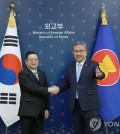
[48,86,60,95]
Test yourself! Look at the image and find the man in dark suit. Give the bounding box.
[18,51,58,134]
[53,41,105,134]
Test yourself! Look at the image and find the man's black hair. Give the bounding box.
[25,51,38,60]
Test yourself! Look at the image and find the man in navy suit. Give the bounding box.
[54,41,105,134]
[18,51,58,134]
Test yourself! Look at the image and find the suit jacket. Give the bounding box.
[59,59,105,111]
[18,68,49,117]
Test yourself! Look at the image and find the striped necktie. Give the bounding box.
[34,71,39,80]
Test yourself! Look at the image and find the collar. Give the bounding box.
[27,66,37,73]
[76,58,86,66]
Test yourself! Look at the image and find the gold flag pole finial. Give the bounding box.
[101,3,108,25]
[9,2,15,10]
[9,2,16,27]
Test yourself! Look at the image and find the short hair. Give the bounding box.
[25,51,38,60]
[73,41,87,51]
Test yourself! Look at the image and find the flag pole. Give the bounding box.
[105,125,108,134]
[5,4,16,134]
[101,4,108,134]
[6,126,8,134]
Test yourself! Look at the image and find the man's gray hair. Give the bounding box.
[73,41,87,51]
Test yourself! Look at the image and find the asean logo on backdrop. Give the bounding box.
[92,49,119,86]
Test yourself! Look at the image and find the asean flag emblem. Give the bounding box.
[92,49,119,86]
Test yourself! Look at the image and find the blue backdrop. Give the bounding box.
[0,0,120,133]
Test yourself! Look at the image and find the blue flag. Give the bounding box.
[92,20,120,121]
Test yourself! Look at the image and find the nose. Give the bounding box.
[77,51,81,55]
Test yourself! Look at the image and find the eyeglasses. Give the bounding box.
[27,59,38,62]
[73,50,86,53]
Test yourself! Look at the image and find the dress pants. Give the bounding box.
[20,115,44,134]
[72,99,99,134]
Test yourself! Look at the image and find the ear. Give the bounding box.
[25,60,27,65]
[85,51,87,56]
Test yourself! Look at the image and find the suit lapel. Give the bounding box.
[27,68,41,84]
[72,62,77,82]
[38,71,42,85]
[70,61,77,82]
